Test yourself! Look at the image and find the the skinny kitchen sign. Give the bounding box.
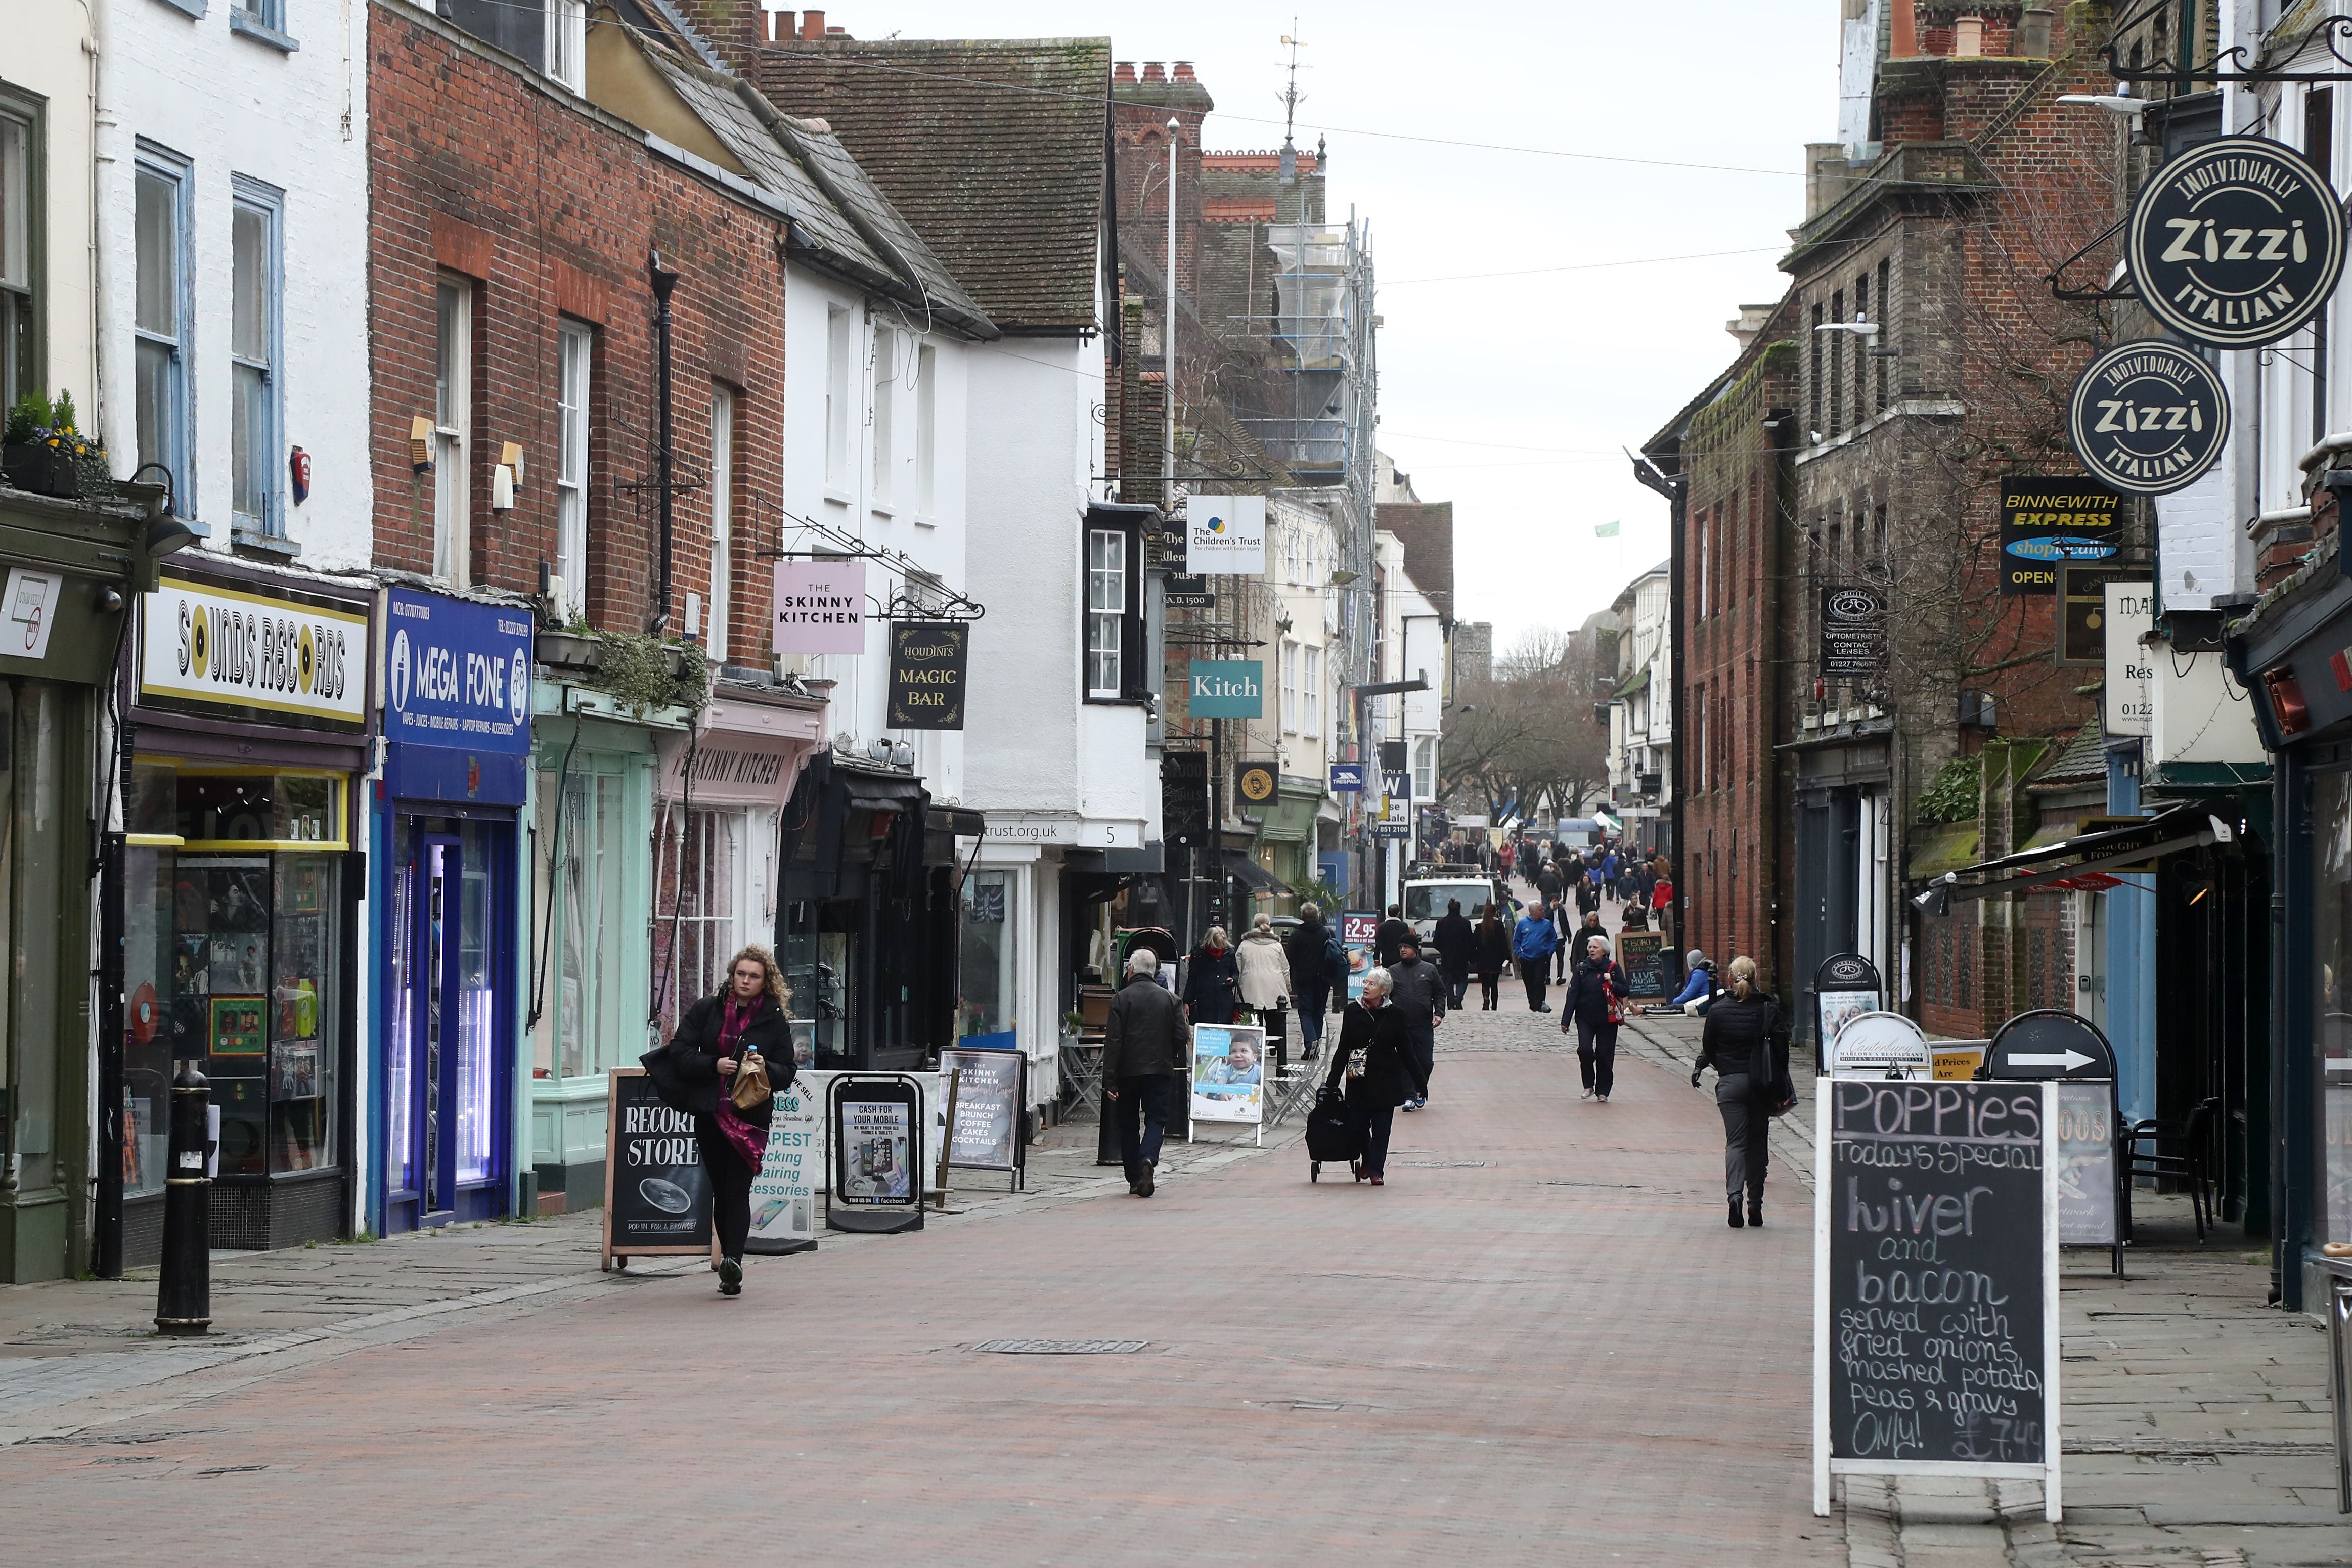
[888,621,968,729]
[772,561,868,655]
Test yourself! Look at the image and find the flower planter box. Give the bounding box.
[535,630,601,673]
[2,442,79,499]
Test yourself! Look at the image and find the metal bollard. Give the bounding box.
[155,1059,212,1337]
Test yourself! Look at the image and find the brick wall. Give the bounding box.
[369,7,788,648]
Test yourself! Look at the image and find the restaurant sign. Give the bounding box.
[2126,137,2345,349]
[2064,343,2230,498]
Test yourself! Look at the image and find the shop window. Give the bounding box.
[230,177,284,540]
[783,898,857,1069]
[135,146,193,518]
[653,807,744,1041]
[2311,770,2352,1248]
[554,320,592,619]
[959,870,1016,1040]
[0,96,39,414]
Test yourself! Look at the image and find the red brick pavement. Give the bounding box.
[1,1013,1823,1566]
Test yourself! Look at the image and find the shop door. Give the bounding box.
[389,826,507,1230]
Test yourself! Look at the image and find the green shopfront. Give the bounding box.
[1257,776,1326,912]
[0,486,147,1282]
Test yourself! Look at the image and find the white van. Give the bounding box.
[1401,873,1509,942]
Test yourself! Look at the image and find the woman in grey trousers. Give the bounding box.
[1690,956,1794,1229]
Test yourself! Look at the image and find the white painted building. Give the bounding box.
[96,0,373,570]
[1604,561,1673,846]
[1372,527,1446,904]
[1270,493,1344,894]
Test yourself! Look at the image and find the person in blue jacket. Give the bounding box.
[1669,950,1718,1016]
[1512,899,1559,1012]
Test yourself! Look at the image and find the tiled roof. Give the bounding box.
[637,42,995,339]
[2027,718,2108,787]
[756,37,1112,333]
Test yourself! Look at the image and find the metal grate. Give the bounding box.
[969,1338,1148,1355]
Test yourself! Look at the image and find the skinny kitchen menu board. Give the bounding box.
[1813,1078,2061,1521]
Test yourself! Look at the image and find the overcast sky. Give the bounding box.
[778,2,1837,655]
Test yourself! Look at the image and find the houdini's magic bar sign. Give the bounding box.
[139,570,367,727]
[887,621,968,729]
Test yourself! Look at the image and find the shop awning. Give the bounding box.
[1223,852,1294,898]
[1915,803,2229,908]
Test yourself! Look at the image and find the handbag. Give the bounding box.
[1603,975,1625,1026]
[730,1049,773,1110]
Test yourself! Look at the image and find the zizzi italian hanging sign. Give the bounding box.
[2065,340,2230,496]
[2126,138,2345,349]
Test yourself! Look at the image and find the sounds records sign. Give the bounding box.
[139,570,367,728]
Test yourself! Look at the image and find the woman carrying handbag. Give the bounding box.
[1561,934,1629,1103]
[643,945,794,1295]
[1690,955,1795,1229]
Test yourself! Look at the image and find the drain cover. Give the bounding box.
[970,1338,1148,1355]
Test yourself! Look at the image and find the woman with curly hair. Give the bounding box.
[648,945,794,1295]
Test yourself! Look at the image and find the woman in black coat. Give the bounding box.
[1691,955,1795,1229]
[1320,968,1426,1184]
[1431,898,1476,1010]
[1181,927,1241,1024]
[645,945,794,1295]
[1471,909,1511,1011]
[1560,933,1630,1103]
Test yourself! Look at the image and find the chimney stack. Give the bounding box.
[769,11,792,42]
[800,9,825,40]
[1173,61,1196,81]
[1114,61,1137,82]
[1890,0,1917,58]
[1143,61,1167,82]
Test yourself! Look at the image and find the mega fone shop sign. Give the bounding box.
[2126,137,2346,349]
[1185,494,1266,574]
[771,560,867,655]
[1813,1078,2060,1519]
[2065,342,2231,497]
[139,569,366,727]
[1819,585,1886,676]
[1189,659,1264,718]
[887,621,967,728]
[384,587,532,804]
[1996,478,2124,594]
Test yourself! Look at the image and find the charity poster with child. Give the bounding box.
[1190,1023,1266,1124]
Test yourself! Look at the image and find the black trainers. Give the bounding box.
[718,1256,743,1295]
[1137,1165,1156,1197]
[1726,1198,1744,1229]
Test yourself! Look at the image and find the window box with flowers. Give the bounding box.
[3,391,113,501]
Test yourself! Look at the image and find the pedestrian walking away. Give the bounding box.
[1103,946,1190,1196]
[1385,932,1446,1110]
[1375,904,1412,968]
[1512,899,1558,1011]
[1472,904,1510,1010]
[1551,895,1575,982]
[1432,897,1475,1010]
[1320,966,1426,1184]
[1236,913,1291,1042]
[641,945,792,1296]
[1285,901,1341,1058]
[1690,955,1795,1228]
[1534,860,1563,914]
[1181,926,1241,1025]
[1562,933,1629,1102]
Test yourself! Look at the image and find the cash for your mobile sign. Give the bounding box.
[2065,342,2231,497]
[2125,137,2346,350]
[1996,481,2123,595]
[1190,1023,1266,1124]
[1814,1079,2061,1522]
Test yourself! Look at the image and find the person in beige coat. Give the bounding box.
[1235,914,1292,1032]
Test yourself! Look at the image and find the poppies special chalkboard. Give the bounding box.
[603,1068,713,1259]
[1817,1078,2058,1509]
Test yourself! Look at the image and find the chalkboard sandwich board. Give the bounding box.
[602,1067,720,1271]
[1814,1078,2061,1522]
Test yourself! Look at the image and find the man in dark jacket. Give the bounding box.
[1534,861,1563,911]
[1385,934,1446,1110]
[1103,948,1188,1197]
[1431,898,1476,1010]
[1375,904,1412,968]
[1285,902,1341,1058]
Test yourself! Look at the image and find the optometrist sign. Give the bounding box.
[2065,342,2231,497]
[2127,137,2346,349]
[138,569,367,729]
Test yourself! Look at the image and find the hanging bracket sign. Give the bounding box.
[2065,341,2231,496]
[887,621,968,729]
[2126,137,2346,349]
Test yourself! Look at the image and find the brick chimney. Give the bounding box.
[800,9,825,40]
[1890,0,1917,58]
[1173,61,1196,81]
[1115,61,1137,82]
[1143,61,1166,82]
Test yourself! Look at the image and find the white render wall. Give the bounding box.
[1270,494,1339,783]
[778,264,969,802]
[95,0,373,569]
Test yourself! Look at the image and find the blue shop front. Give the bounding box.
[369,587,532,1234]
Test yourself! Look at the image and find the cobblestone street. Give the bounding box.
[0,987,2338,1564]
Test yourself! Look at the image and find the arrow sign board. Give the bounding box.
[1985,1010,2117,1081]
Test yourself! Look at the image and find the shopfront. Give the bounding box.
[371,587,532,1234]
[1259,777,1325,911]
[120,561,372,1257]
[650,679,826,1043]
[0,486,147,1283]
